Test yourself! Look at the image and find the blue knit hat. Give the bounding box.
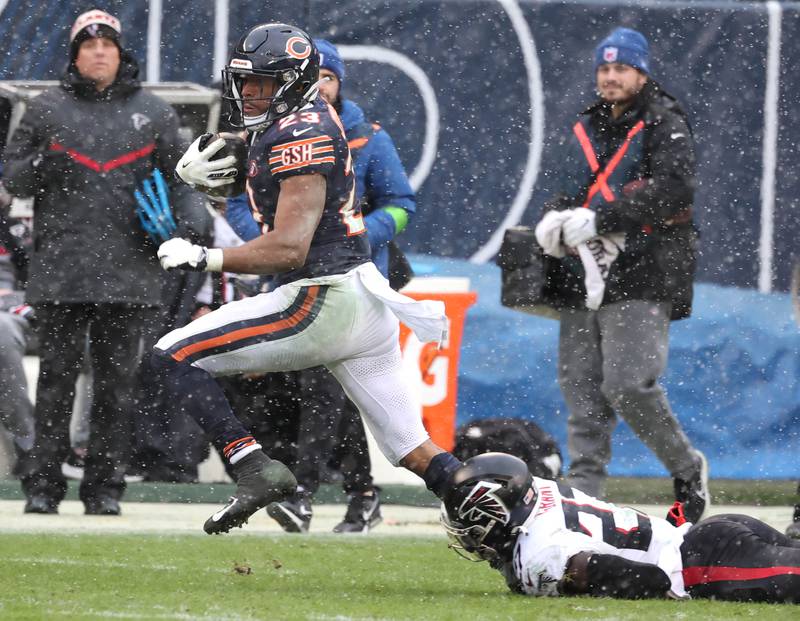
[594,27,649,74]
[314,39,345,84]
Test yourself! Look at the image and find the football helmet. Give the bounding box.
[441,452,537,563]
[222,23,320,131]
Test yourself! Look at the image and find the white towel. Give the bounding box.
[534,209,625,311]
[577,233,626,310]
[356,263,448,345]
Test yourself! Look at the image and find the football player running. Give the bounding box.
[442,453,800,603]
[152,24,462,534]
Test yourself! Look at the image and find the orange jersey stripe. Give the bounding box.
[271,157,335,174]
[171,287,320,362]
[223,437,256,457]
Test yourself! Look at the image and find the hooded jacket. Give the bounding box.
[543,80,698,319]
[2,51,208,306]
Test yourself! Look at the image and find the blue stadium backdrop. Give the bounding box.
[0,0,797,478]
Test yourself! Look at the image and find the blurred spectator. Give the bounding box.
[126,264,213,483]
[2,9,206,515]
[788,485,800,539]
[0,190,34,472]
[532,28,708,521]
[225,39,416,533]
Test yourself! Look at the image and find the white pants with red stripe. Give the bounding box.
[154,263,444,465]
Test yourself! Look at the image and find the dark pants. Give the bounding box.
[20,303,146,505]
[682,514,800,602]
[331,396,374,495]
[294,366,373,495]
[222,366,374,495]
[559,301,697,497]
[129,272,209,482]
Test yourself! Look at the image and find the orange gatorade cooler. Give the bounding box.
[398,277,478,451]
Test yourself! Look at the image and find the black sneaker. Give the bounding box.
[333,488,382,534]
[85,497,121,516]
[674,449,710,524]
[266,491,313,533]
[24,495,58,514]
[786,504,800,539]
[204,452,297,535]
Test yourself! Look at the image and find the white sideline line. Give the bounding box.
[5,556,182,571]
[0,500,445,536]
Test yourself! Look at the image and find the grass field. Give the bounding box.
[0,532,795,620]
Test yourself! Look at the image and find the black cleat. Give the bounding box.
[204,452,296,535]
[267,490,313,533]
[674,449,709,524]
[24,495,58,514]
[333,488,382,534]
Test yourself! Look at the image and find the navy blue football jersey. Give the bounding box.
[244,98,370,286]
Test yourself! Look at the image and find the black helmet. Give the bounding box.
[441,452,537,563]
[222,23,320,131]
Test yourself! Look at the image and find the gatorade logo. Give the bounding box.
[400,328,450,407]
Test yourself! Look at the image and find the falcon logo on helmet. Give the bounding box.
[441,452,538,564]
[458,481,510,525]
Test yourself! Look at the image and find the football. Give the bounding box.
[195,132,248,200]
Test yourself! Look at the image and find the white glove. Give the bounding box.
[534,210,572,258]
[157,238,223,272]
[175,134,238,188]
[562,209,597,247]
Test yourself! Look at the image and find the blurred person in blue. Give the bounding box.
[533,27,707,521]
[2,9,207,515]
[223,38,416,533]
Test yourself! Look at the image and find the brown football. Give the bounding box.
[195,132,248,199]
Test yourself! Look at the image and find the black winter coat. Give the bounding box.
[2,52,209,306]
[543,80,698,320]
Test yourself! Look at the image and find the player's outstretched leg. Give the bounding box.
[205,450,297,535]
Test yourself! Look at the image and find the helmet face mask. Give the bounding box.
[440,505,501,563]
[222,23,320,131]
[441,453,537,564]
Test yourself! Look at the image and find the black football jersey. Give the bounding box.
[244,98,370,286]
